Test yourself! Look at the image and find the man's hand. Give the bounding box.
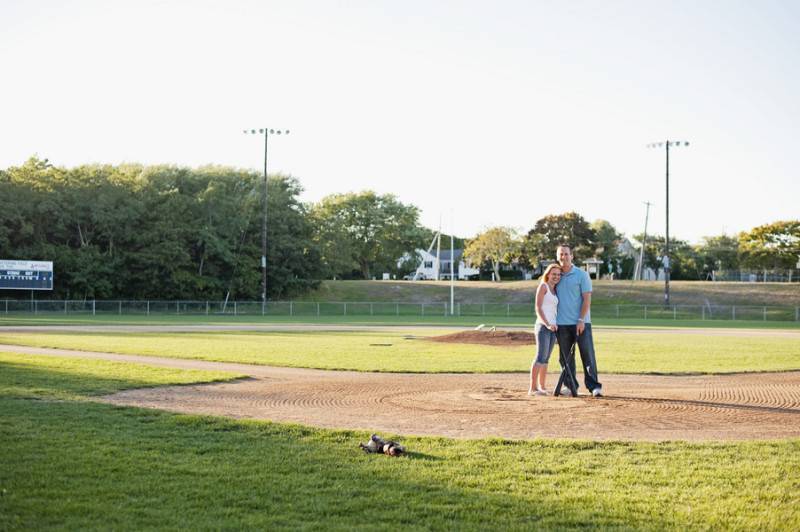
[577,321,585,335]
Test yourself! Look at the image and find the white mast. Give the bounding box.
[450,211,455,315]
[636,201,653,281]
[435,215,442,281]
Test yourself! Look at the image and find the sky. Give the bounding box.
[1,0,798,245]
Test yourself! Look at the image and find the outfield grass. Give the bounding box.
[0,351,244,400]
[1,313,799,329]
[301,279,800,306]
[1,355,798,530]
[1,329,798,374]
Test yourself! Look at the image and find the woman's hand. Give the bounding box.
[549,324,557,332]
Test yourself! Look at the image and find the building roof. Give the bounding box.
[422,249,464,262]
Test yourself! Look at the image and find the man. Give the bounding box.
[554,245,603,397]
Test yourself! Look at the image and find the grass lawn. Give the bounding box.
[1,354,798,530]
[0,329,798,374]
[0,351,244,400]
[301,279,800,306]
[1,313,799,329]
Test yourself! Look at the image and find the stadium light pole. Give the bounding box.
[243,127,290,309]
[646,140,689,306]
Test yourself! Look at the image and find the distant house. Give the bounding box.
[617,238,637,259]
[402,248,480,280]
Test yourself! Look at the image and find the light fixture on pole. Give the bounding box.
[646,140,689,306]
[243,127,290,311]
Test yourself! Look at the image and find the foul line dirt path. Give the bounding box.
[4,343,800,442]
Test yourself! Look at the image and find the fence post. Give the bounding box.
[421,303,424,317]
[147,301,150,316]
[5,299,7,314]
[796,307,799,322]
[506,303,510,317]
[370,303,373,316]
[643,305,647,320]
[234,301,237,316]
[92,299,96,316]
[317,302,320,316]
[732,306,736,320]
[118,301,122,315]
[206,301,209,315]
[458,303,461,316]
[343,302,347,316]
[482,303,485,316]
[290,301,293,316]
[616,305,619,319]
[673,305,677,320]
[177,301,180,315]
[763,306,767,321]
[396,303,399,316]
[701,305,705,320]
[64,300,67,314]
[444,302,447,316]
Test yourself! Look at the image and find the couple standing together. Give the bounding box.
[529,245,603,398]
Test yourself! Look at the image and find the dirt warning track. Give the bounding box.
[7,344,800,442]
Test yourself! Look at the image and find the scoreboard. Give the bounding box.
[0,260,54,290]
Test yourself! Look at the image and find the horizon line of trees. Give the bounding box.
[1,157,797,298]
[464,215,800,282]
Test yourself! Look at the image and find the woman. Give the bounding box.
[529,263,561,396]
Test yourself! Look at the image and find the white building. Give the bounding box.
[403,248,480,280]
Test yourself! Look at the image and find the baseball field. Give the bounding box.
[1,314,799,530]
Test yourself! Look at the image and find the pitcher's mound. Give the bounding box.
[428,330,536,346]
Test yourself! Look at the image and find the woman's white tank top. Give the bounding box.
[536,283,558,326]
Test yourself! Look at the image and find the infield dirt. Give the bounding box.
[7,343,799,442]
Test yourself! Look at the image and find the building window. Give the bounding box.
[424,261,433,268]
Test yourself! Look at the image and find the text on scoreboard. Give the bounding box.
[0,260,54,290]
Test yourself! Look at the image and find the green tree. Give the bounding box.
[738,220,800,271]
[694,235,740,279]
[591,219,622,276]
[311,191,425,279]
[262,174,323,297]
[0,158,322,300]
[463,227,522,282]
[632,233,698,280]
[524,212,596,266]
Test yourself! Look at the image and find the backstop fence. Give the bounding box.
[2,299,799,322]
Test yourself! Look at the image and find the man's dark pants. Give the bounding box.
[555,324,601,394]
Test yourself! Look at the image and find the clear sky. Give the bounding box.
[2,0,798,245]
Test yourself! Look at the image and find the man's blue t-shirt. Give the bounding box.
[555,266,592,325]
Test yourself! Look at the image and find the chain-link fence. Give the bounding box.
[2,299,799,322]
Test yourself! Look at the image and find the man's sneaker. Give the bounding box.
[592,388,603,397]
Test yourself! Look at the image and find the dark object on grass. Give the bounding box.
[359,434,405,456]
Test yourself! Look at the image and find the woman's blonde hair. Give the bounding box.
[540,263,562,284]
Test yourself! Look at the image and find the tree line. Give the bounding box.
[464,215,800,281]
[1,157,797,299]
[0,158,433,299]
